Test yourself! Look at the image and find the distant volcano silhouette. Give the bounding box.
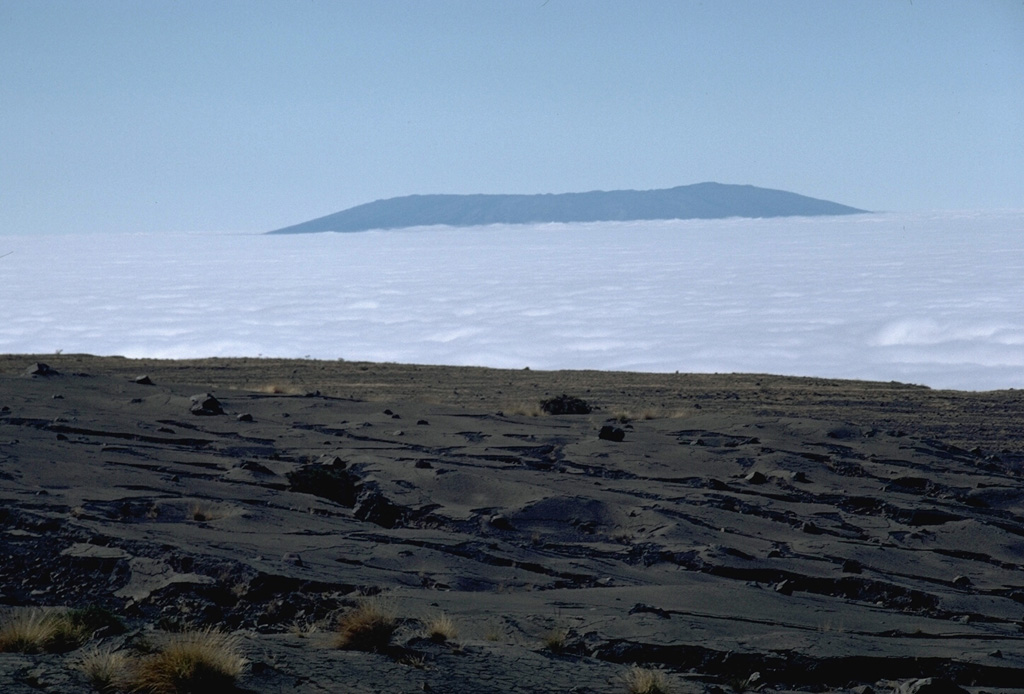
[268,182,867,234]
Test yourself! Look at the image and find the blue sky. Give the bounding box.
[1,1,1022,235]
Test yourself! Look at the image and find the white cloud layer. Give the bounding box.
[2,211,1022,391]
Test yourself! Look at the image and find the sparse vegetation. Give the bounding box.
[0,608,89,653]
[69,605,125,638]
[612,530,636,544]
[424,613,457,643]
[256,383,305,395]
[625,666,670,694]
[76,646,132,693]
[188,502,232,522]
[398,653,427,668]
[612,408,660,423]
[539,394,592,415]
[131,628,246,694]
[334,599,397,652]
[483,622,504,642]
[502,401,543,417]
[287,619,321,638]
[541,627,568,653]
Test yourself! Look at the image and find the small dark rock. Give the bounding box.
[236,413,253,422]
[134,375,154,385]
[599,425,625,442]
[827,425,862,439]
[629,603,672,619]
[288,462,357,506]
[775,580,793,595]
[189,393,224,415]
[488,514,514,530]
[842,559,863,574]
[952,575,972,588]
[540,394,592,415]
[414,460,433,469]
[802,521,822,535]
[417,419,429,425]
[26,362,59,377]
[354,486,406,528]
[745,471,767,484]
[282,552,303,567]
[237,460,274,474]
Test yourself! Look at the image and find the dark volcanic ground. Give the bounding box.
[1,355,1023,693]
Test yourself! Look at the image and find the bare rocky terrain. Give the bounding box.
[1,354,1022,693]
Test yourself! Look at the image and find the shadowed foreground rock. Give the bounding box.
[1,355,1022,693]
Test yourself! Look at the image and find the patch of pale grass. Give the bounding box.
[612,530,636,544]
[502,402,543,417]
[541,627,568,653]
[625,665,670,694]
[0,608,87,653]
[255,383,304,395]
[613,408,662,423]
[398,653,427,668]
[483,622,504,642]
[287,619,321,638]
[132,628,246,694]
[75,646,132,692]
[424,613,457,643]
[334,599,397,652]
[187,501,236,523]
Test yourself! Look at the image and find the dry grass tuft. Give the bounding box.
[256,383,304,395]
[398,653,427,668]
[424,613,457,643]
[483,623,504,642]
[502,402,543,417]
[287,619,321,638]
[541,627,568,653]
[334,600,397,652]
[76,646,132,692]
[132,628,246,694]
[625,665,670,694]
[188,502,234,523]
[612,408,663,423]
[0,609,88,653]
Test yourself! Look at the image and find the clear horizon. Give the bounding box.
[1,1,1022,236]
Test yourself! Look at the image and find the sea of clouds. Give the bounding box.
[2,211,1022,391]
